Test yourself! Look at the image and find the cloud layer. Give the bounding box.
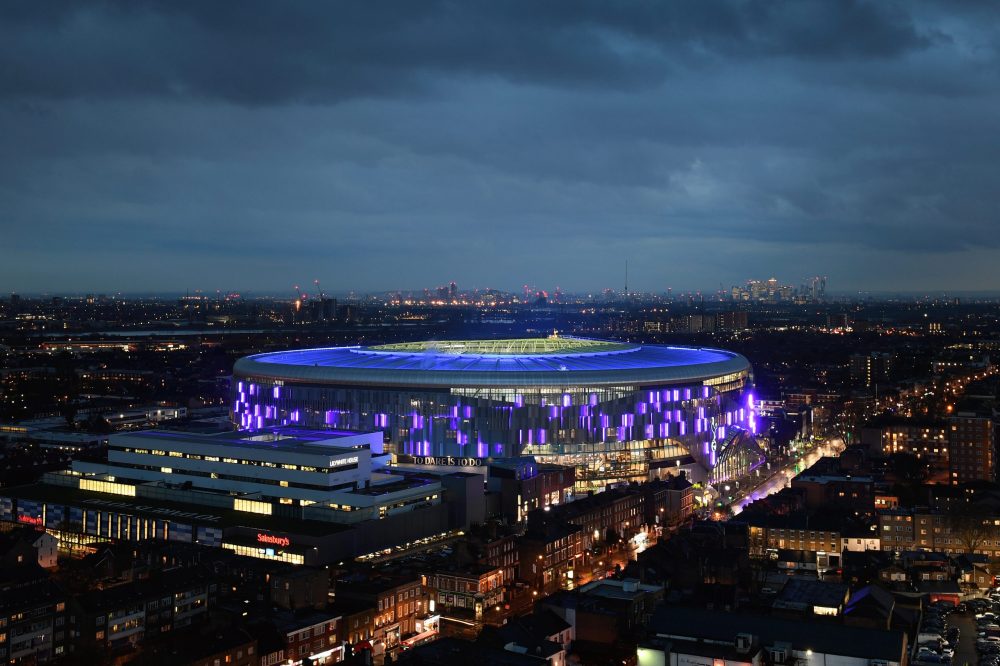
[2,1,999,293]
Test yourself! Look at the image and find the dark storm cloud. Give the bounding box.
[2,1,1000,293]
[0,1,932,104]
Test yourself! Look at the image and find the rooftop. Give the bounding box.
[774,578,849,610]
[1,482,351,536]
[234,337,751,388]
[649,605,906,662]
[578,578,663,601]
[113,426,378,455]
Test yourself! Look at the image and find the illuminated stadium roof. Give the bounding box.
[372,338,632,355]
[233,337,751,389]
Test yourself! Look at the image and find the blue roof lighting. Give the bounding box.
[233,337,751,388]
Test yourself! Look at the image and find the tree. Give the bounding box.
[950,501,993,554]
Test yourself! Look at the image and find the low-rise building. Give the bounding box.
[0,568,67,664]
[642,605,907,666]
[528,486,643,545]
[744,512,844,563]
[335,576,426,656]
[518,523,587,593]
[487,459,575,524]
[71,566,216,654]
[424,563,504,625]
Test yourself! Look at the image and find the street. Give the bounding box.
[731,437,846,515]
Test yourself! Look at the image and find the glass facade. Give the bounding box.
[232,370,757,490]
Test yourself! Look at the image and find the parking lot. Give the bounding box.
[951,611,977,666]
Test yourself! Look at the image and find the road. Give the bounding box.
[731,437,846,515]
[949,610,976,666]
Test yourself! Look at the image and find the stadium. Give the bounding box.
[231,336,763,490]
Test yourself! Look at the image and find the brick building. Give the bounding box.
[334,576,426,654]
[423,563,504,624]
[518,523,587,593]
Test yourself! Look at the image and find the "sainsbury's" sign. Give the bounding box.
[257,533,291,547]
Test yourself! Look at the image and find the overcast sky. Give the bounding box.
[3,1,1000,295]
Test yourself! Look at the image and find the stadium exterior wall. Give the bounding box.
[231,339,758,489]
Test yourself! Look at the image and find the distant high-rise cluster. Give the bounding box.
[728,276,826,303]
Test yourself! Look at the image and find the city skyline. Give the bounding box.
[4,2,1000,293]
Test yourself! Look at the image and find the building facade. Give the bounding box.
[948,411,995,484]
[231,337,758,491]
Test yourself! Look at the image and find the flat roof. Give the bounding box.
[112,427,378,455]
[1,482,350,536]
[649,605,906,662]
[233,337,751,388]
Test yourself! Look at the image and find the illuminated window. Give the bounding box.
[234,499,272,515]
[80,478,136,497]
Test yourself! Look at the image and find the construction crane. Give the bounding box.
[293,285,304,312]
[313,279,326,300]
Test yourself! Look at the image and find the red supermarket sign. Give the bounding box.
[18,515,43,526]
[257,533,291,547]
